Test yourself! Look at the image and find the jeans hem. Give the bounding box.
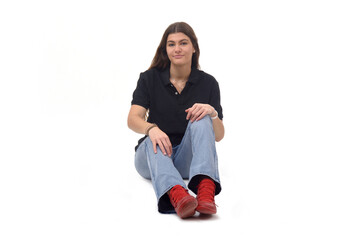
[157,183,186,214]
[188,173,221,196]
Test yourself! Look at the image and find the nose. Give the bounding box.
[175,44,181,53]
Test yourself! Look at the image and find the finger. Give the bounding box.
[157,140,167,156]
[165,138,173,156]
[196,111,208,121]
[185,107,193,120]
[162,138,172,156]
[187,105,199,120]
[190,107,202,122]
[186,104,198,120]
[152,141,157,154]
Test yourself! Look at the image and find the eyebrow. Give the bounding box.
[167,39,189,43]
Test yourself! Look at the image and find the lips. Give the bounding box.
[174,55,184,59]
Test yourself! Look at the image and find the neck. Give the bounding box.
[170,63,191,82]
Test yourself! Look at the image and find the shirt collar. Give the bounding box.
[160,67,201,86]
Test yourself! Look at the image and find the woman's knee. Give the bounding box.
[189,115,213,131]
[135,157,151,179]
[134,141,151,179]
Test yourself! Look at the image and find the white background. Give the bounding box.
[1,0,359,239]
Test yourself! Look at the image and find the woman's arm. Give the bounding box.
[185,103,225,142]
[127,105,150,134]
[211,114,225,142]
[127,105,173,156]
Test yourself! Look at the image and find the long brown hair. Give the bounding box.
[149,22,200,70]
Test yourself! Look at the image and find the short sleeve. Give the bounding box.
[209,80,223,120]
[131,73,150,109]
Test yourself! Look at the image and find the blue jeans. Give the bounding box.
[134,115,221,213]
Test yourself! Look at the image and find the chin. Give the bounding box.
[171,59,190,66]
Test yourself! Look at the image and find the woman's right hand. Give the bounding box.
[148,127,172,157]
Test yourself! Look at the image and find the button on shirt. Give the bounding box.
[131,67,223,149]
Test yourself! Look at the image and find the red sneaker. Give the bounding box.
[169,185,198,219]
[196,178,217,214]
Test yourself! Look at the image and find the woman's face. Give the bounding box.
[166,32,195,67]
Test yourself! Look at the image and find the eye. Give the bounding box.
[168,43,175,47]
[181,42,188,45]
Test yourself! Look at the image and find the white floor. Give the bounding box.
[1,104,359,240]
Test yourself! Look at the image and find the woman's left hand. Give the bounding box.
[185,103,216,122]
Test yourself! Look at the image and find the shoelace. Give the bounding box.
[170,185,189,205]
[197,181,215,203]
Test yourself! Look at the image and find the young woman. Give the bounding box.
[127,22,224,219]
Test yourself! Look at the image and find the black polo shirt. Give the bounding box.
[131,67,223,150]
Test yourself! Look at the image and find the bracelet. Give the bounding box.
[145,124,158,135]
[211,110,218,120]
